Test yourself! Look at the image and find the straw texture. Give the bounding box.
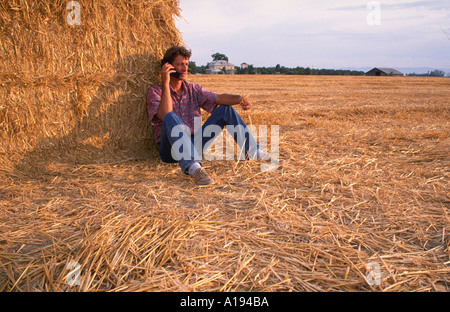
[1,0,182,168]
[0,1,448,293]
[1,73,449,292]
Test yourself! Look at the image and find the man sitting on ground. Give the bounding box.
[147,46,270,186]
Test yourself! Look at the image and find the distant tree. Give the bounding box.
[236,65,249,74]
[408,70,445,77]
[430,69,445,77]
[211,53,229,61]
[187,61,207,74]
[275,64,281,73]
[188,61,197,74]
[196,65,207,74]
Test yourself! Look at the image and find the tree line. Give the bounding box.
[407,70,446,77]
[187,52,366,75]
[188,53,448,77]
[188,61,365,76]
[238,64,365,76]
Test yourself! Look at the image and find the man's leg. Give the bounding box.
[159,112,201,172]
[159,112,213,185]
[201,105,260,159]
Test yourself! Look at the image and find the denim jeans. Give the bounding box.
[159,105,259,173]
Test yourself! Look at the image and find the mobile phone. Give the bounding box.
[170,71,182,79]
[161,59,182,79]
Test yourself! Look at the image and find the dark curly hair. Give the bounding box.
[161,46,192,65]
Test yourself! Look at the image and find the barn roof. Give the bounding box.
[367,67,404,75]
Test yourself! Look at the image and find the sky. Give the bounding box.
[175,0,450,70]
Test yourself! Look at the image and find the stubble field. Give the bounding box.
[1,75,449,292]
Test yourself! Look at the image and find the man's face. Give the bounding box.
[172,55,189,80]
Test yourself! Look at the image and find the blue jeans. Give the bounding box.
[159,105,259,173]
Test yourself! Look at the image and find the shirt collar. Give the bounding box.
[169,80,187,95]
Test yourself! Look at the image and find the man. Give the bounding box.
[147,46,269,186]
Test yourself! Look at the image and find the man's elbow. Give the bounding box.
[214,94,222,105]
[156,111,165,121]
[156,109,173,121]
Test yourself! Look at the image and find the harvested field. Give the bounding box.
[1,75,449,292]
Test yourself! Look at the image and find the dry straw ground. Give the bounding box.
[1,74,449,292]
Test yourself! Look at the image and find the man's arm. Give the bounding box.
[156,63,176,121]
[215,94,251,110]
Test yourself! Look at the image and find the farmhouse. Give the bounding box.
[206,60,235,75]
[366,67,404,76]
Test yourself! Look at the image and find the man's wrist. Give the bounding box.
[161,81,170,90]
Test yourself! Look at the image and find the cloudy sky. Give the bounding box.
[175,0,450,70]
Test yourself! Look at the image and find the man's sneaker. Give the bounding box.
[192,168,214,186]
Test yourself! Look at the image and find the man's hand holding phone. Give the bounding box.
[161,61,181,84]
[161,62,175,84]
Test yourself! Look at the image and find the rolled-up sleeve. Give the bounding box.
[147,85,162,126]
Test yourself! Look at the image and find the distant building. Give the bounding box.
[206,60,235,75]
[240,63,249,69]
[366,67,404,76]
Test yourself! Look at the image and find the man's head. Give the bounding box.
[161,46,191,66]
[161,46,191,80]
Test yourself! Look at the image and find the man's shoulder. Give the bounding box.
[147,84,162,105]
[184,80,208,92]
[147,84,162,98]
[149,83,162,91]
[183,80,198,89]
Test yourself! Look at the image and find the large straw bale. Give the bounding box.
[0,0,182,167]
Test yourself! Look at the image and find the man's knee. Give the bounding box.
[221,105,236,114]
[214,105,238,120]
